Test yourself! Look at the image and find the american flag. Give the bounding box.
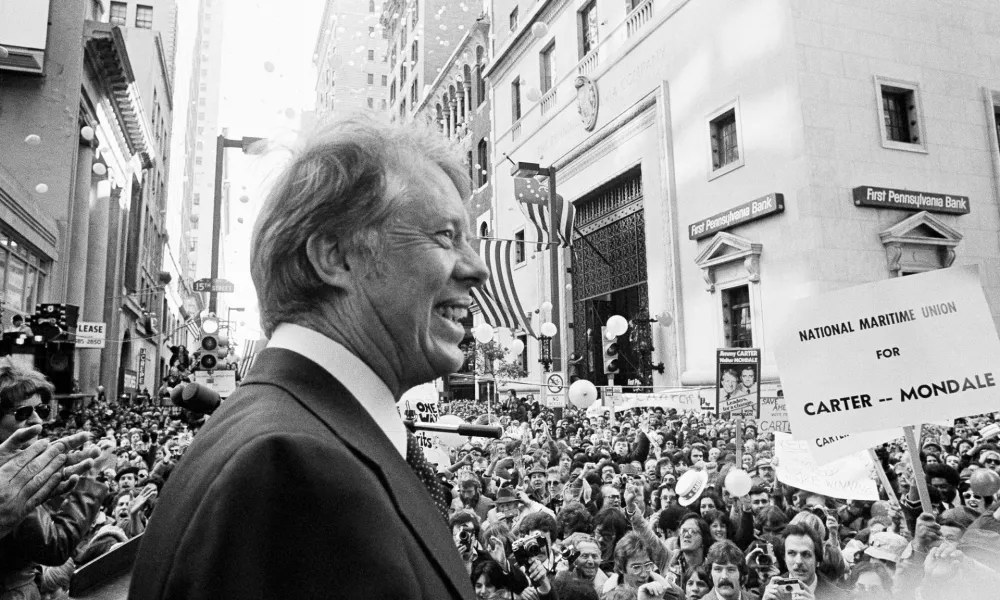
[470,239,536,338]
[513,176,575,250]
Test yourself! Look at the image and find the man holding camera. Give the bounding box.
[762,524,847,600]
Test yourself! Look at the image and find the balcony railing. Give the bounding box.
[512,120,522,142]
[627,0,655,38]
[578,49,599,75]
[540,88,557,115]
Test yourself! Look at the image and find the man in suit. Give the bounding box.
[762,523,848,600]
[129,116,489,599]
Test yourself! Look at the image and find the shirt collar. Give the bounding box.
[267,323,407,457]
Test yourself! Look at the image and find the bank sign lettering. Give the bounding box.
[689,193,784,240]
[853,186,970,215]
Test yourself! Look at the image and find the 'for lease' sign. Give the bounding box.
[76,321,106,348]
[773,266,1000,440]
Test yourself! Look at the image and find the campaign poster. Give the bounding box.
[716,348,761,419]
[773,266,1000,440]
[773,432,880,501]
[757,384,790,434]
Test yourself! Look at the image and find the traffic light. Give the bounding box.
[198,315,221,370]
[601,326,620,375]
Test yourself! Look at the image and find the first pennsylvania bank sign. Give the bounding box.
[689,193,785,240]
[853,186,970,215]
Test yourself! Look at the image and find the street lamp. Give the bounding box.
[211,134,265,313]
[226,306,245,330]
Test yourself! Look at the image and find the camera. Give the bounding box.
[557,544,580,568]
[458,529,473,545]
[753,553,773,568]
[774,578,800,596]
[511,532,547,568]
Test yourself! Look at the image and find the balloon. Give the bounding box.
[237,217,244,224]
[568,379,598,408]
[525,86,541,102]
[34,183,48,194]
[540,301,552,313]
[607,315,628,336]
[473,323,494,343]
[263,61,275,72]
[92,163,107,176]
[540,322,557,338]
[24,134,40,146]
[725,468,753,497]
[239,194,250,203]
[80,125,95,141]
[435,414,468,448]
[970,469,1000,497]
[510,339,525,355]
[657,311,673,326]
[531,22,549,38]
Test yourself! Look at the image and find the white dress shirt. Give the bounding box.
[267,323,407,457]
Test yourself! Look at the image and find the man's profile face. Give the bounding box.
[784,534,818,586]
[711,562,742,599]
[348,162,488,385]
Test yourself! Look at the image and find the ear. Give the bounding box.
[305,232,353,291]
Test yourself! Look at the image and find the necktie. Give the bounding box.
[406,431,450,520]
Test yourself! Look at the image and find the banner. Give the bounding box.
[773,432,880,501]
[773,266,1000,440]
[612,390,703,413]
[757,384,789,434]
[716,348,760,419]
[806,427,903,466]
[397,383,440,448]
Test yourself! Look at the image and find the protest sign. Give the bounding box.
[397,383,439,448]
[613,390,703,413]
[807,427,903,466]
[773,266,1000,440]
[773,432,880,501]
[757,384,789,434]
[717,348,760,419]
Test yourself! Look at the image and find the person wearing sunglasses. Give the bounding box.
[0,358,108,600]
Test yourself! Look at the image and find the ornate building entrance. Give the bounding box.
[570,166,652,387]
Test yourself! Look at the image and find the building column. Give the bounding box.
[464,82,473,118]
[66,140,93,309]
[451,100,459,136]
[79,179,113,396]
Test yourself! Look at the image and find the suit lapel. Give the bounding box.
[243,349,470,597]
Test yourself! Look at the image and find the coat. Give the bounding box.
[128,348,474,600]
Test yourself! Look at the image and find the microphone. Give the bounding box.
[403,420,502,439]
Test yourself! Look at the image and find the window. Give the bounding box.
[875,76,926,152]
[467,151,475,189]
[411,40,418,64]
[707,100,744,179]
[477,138,489,187]
[380,99,387,109]
[401,22,407,46]
[540,42,555,93]
[381,74,387,86]
[399,98,407,119]
[368,49,375,61]
[199,97,206,106]
[722,285,752,348]
[109,1,127,25]
[135,5,153,29]
[579,1,598,57]
[369,0,375,12]
[411,0,419,28]
[411,77,419,104]
[475,47,486,107]
[511,77,522,121]
[390,80,396,103]
[509,7,518,31]
[368,97,374,108]
[514,230,526,264]
[368,73,375,84]
[369,26,375,37]
[400,62,407,84]
[195,157,202,166]
[710,109,738,169]
[994,106,1000,149]
[193,193,200,206]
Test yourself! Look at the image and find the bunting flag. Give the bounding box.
[513,176,576,249]
[470,239,536,338]
[185,319,200,342]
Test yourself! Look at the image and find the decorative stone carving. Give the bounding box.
[574,75,599,131]
[694,232,763,294]
[878,211,962,275]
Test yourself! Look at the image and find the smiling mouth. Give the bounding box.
[434,303,469,324]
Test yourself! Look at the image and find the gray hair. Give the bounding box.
[250,114,471,336]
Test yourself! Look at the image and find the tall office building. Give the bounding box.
[314,0,390,116]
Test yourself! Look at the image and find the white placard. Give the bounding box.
[193,371,237,398]
[773,432,880,501]
[76,321,107,348]
[773,266,1000,440]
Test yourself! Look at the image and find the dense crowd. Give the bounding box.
[0,358,199,600]
[434,391,1000,600]
[2,353,1000,599]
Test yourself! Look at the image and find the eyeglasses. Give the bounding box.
[627,561,657,574]
[7,403,51,422]
[983,458,1000,466]
[680,528,702,537]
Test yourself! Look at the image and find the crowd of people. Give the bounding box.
[0,357,199,600]
[433,392,1000,600]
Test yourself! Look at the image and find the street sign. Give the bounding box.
[192,278,235,293]
[76,321,106,348]
[546,373,565,394]
[194,370,237,398]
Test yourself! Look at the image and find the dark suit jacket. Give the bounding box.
[129,348,474,600]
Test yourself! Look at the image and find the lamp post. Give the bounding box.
[511,161,564,419]
[211,134,264,313]
[226,306,245,331]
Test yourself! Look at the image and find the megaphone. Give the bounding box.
[169,382,221,415]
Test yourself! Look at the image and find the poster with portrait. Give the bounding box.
[716,348,761,419]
